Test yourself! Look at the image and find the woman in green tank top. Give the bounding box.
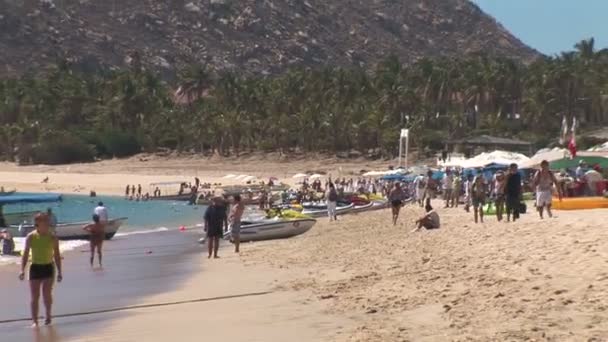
[19,212,63,327]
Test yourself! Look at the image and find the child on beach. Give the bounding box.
[471,175,487,223]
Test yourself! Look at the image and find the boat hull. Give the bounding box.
[10,217,127,240]
[301,203,354,218]
[223,218,316,242]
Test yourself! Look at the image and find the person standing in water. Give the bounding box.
[19,212,62,327]
[94,202,108,224]
[204,197,228,259]
[229,195,245,253]
[389,182,405,226]
[533,160,562,219]
[83,214,104,267]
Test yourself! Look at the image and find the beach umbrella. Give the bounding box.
[235,174,249,180]
[292,173,308,179]
[309,174,323,180]
[243,175,258,182]
[223,174,236,179]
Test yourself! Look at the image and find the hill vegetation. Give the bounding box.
[1,39,607,164]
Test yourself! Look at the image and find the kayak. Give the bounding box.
[552,197,608,210]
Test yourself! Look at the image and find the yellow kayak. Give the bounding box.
[552,197,608,210]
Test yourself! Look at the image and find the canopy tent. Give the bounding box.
[292,173,308,179]
[449,150,530,169]
[0,193,63,205]
[149,181,189,186]
[223,174,237,179]
[309,174,324,180]
[521,148,608,169]
[549,156,608,170]
[242,175,258,182]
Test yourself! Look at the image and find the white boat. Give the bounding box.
[301,203,354,218]
[11,217,127,241]
[223,218,316,242]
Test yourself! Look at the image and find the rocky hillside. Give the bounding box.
[0,0,538,77]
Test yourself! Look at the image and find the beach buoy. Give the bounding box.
[179,225,186,231]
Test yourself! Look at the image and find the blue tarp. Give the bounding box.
[0,193,63,205]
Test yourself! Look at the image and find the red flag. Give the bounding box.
[568,117,577,158]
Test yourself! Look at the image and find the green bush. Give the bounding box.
[30,133,95,164]
[100,130,141,157]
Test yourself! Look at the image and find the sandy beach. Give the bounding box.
[1,157,608,341]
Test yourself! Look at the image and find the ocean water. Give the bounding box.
[1,193,205,265]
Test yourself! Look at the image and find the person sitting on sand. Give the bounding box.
[533,160,562,219]
[1,229,15,255]
[413,199,440,232]
[471,174,487,224]
[83,214,104,268]
[389,182,405,226]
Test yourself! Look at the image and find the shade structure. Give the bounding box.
[550,156,608,170]
[292,173,308,179]
[309,174,323,180]
[223,174,237,179]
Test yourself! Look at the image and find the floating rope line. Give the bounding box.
[0,291,272,324]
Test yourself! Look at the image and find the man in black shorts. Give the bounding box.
[505,163,523,222]
[204,196,228,259]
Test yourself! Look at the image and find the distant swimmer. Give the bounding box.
[83,214,104,267]
[412,199,440,232]
[137,184,142,196]
[229,195,245,253]
[204,197,228,259]
[19,213,63,327]
[41,177,49,184]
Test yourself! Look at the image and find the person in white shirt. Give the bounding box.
[93,202,109,223]
[442,170,454,208]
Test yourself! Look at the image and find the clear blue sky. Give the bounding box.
[472,0,608,55]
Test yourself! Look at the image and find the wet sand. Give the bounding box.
[0,228,348,342]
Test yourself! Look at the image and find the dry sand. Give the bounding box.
[2,157,608,341]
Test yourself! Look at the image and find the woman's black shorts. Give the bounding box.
[29,264,55,280]
[391,200,403,208]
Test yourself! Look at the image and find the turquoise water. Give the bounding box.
[3,193,205,232]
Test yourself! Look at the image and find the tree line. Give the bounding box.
[1,38,607,164]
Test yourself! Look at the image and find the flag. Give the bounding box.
[559,116,568,145]
[568,117,577,158]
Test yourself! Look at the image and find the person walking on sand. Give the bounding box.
[533,160,562,219]
[492,171,507,221]
[412,199,440,232]
[229,195,245,253]
[19,212,62,327]
[504,163,523,222]
[451,171,461,208]
[442,170,454,208]
[389,182,405,226]
[204,197,228,259]
[471,174,487,223]
[326,183,338,221]
[422,170,438,203]
[83,214,105,267]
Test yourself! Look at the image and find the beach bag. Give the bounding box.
[519,202,527,214]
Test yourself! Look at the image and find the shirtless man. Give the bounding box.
[389,182,405,226]
[471,174,487,224]
[229,195,245,253]
[83,214,104,267]
[533,160,562,219]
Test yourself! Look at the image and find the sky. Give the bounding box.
[472,0,608,55]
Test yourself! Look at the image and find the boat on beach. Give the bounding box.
[12,217,127,240]
[223,218,317,242]
[301,202,354,218]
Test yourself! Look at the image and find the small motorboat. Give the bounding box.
[11,217,127,240]
[223,218,316,243]
[301,203,354,218]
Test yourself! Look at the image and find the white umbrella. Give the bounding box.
[223,174,236,179]
[309,174,323,180]
[292,173,308,179]
[235,174,249,180]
